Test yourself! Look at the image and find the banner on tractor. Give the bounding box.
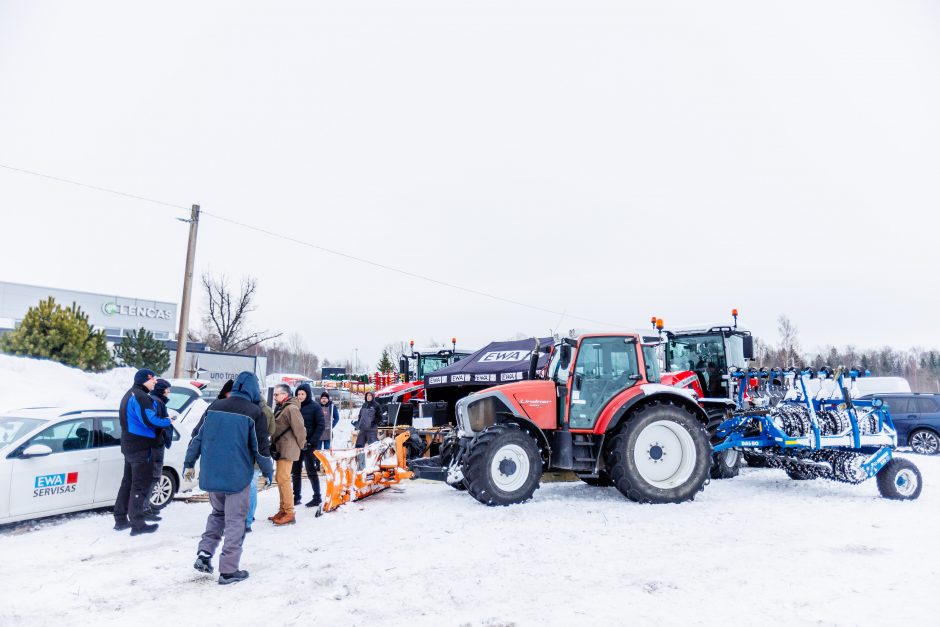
[423,337,553,389]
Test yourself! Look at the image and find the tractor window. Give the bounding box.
[417,356,449,378]
[642,345,661,383]
[570,337,639,429]
[666,334,727,397]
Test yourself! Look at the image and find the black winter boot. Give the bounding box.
[194,551,213,573]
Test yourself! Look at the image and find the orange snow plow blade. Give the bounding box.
[314,432,414,513]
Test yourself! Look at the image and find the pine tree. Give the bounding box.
[0,297,112,372]
[376,348,395,372]
[113,327,171,373]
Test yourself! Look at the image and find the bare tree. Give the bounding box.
[777,315,801,367]
[201,273,281,353]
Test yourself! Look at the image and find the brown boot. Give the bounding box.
[267,510,284,522]
[273,512,296,526]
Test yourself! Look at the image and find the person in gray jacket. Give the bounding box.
[184,371,274,585]
[355,391,381,447]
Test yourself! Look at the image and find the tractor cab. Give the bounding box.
[662,325,753,401]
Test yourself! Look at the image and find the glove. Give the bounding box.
[183,467,195,481]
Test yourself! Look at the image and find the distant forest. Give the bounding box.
[753,316,940,393]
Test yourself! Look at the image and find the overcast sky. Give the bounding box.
[1,0,938,370]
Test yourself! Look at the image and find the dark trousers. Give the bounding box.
[144,446,165,512]
[114,448,153,530]
[291,447,320,501]
[355,429,378,447]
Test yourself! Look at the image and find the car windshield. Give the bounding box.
[0,417,45,449]
[166,387,199,412]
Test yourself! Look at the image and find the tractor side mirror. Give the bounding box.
[559,344,571,369]
[399,356,409,382]
[872,398,884,409]
[742,336,754,360]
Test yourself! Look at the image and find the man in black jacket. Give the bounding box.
[291,383,324,507]
[114,369,172,535]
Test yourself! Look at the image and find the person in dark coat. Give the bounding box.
[185,371,273,585]
[114,369,172,535]
[291,383,324,507]
[355,391,381,447]
[142,378,174,520]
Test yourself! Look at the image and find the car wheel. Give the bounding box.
[909,429,940,455]
[149,469,178,510]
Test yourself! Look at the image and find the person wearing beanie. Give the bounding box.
[217,379,234,400]
[114,369,172,536]
[142,378,175,521]
[318,391,340,450]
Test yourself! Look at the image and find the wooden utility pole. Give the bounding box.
[174,204,201,378]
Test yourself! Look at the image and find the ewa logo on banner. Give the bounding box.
[428,376,446,385]
[33,472,78,497]
[480,351,531,363]
[500,372,523,382]
[450,374,471,383]
[474,374,496,382]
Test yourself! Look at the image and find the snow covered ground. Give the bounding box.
[1,456,937,626]
[1,355,937,626]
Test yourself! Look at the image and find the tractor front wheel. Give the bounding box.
[606,401,711,504]
[462,424,541,506]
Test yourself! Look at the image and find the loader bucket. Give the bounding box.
[314,432,414,513]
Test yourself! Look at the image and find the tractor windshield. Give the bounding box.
[417,355,450,378]
[666,334,727,397]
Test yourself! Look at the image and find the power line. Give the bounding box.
[0,163,189,210]
[0,162,622,328]
[201,210,622,328]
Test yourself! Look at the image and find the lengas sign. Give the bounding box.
[102,302,173,320]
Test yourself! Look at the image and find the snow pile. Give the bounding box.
[1,455,937,626]
[0,354,135,414]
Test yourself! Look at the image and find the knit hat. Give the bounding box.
[134,369,156,385]
[320,391,331,400]
[154,378,172,394]
[217,378,235,399]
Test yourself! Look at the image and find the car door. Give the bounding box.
[914,396,940,433]
[8,418,99,516]
[93,415,125,504]
[883,396,914,443]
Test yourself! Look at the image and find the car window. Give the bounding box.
[24,418,95,454]
[0,417,44,448]
[166,387,198,413]
[96,417,122,447]
[915,397,939,413]
[884,397,913,414]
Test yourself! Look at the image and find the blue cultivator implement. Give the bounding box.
[715,368,923,500]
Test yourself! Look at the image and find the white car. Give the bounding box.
[0,383,210,525]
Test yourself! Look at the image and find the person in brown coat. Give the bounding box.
[268,384,307,525]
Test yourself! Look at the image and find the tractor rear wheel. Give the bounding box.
[710,449,742,480]
[462,424,541,506]
[606,401,711,504]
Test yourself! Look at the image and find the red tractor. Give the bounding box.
[449,331,713,506]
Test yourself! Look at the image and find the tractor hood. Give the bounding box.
[456,379,557,434]
[374,380,421,399]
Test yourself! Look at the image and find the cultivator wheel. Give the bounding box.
[710,448,742,480]
[743,451,769,468]
[462,423,542,506]
[605,401,711,504]
[876,457,923,500]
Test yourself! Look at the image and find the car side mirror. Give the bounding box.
[21,444,53,458]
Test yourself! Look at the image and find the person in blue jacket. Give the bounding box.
[114,369,172,535]
[141,378,174,522]
[184,371,274,585]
